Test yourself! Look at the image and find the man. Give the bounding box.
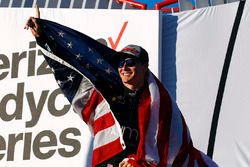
[25,7,218,167]
[97,45,150,166]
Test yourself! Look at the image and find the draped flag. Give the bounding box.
[36,18,126,165]
[36,19,218,166]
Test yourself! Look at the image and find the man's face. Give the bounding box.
[118,58,147,89]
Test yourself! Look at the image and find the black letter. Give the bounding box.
[33,130,57,160]
[7,133,23,161]
[58,128,81,157]
[23,132,32,160]
[11,51,27,78]
[27,41,37,77]
[0,54,10,80]
[48,88,70,117]
[0,82,24,121]
[0,135,6,160]
[25,90,49,127]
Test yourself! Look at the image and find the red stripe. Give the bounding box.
[187,141,195,167]
[128,158,154,167]
[188,153,195,167]
[93,112,115,136]
[81,90,103,123]
[136,85,151,161]
[92,137,124,166]
[155,78,173,167]
[192,148,209,167]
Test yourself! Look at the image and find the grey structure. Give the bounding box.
[0,0,241,11]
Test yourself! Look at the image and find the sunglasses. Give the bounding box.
[118,58,138,68]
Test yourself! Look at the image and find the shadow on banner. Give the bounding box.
[161,14,178,101]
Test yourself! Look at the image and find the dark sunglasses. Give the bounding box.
[118,58,138,68]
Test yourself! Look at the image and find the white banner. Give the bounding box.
[0,8,160,167]
[162,1,250,166]
[3,2,250,166]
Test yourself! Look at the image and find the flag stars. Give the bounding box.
[96,58,104,64]
[58,31,64,37]
[105,68,112,75]
[76,53,82,60]
[67,74,74,82]
[67,41,73,49]
[88,47,93,53]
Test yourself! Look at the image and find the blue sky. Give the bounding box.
[136,0,195,9]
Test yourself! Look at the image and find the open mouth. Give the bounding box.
[121,71,132,76]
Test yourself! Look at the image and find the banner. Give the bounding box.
[0,8,160,167]
[2,2,250,166]
[162,1,250,166]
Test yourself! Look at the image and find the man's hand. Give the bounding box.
[119,160,134,167]
[24,5,41,37]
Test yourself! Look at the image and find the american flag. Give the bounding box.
[36,18,127,166]
[36,19,218,167]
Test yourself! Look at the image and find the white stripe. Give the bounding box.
[72,77,94,118]
[94,99,112,120]
[167,96,186,166]
[93,123,125,149]
[145,72,160,165]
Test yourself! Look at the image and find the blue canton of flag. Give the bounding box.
[36,19,123,103]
